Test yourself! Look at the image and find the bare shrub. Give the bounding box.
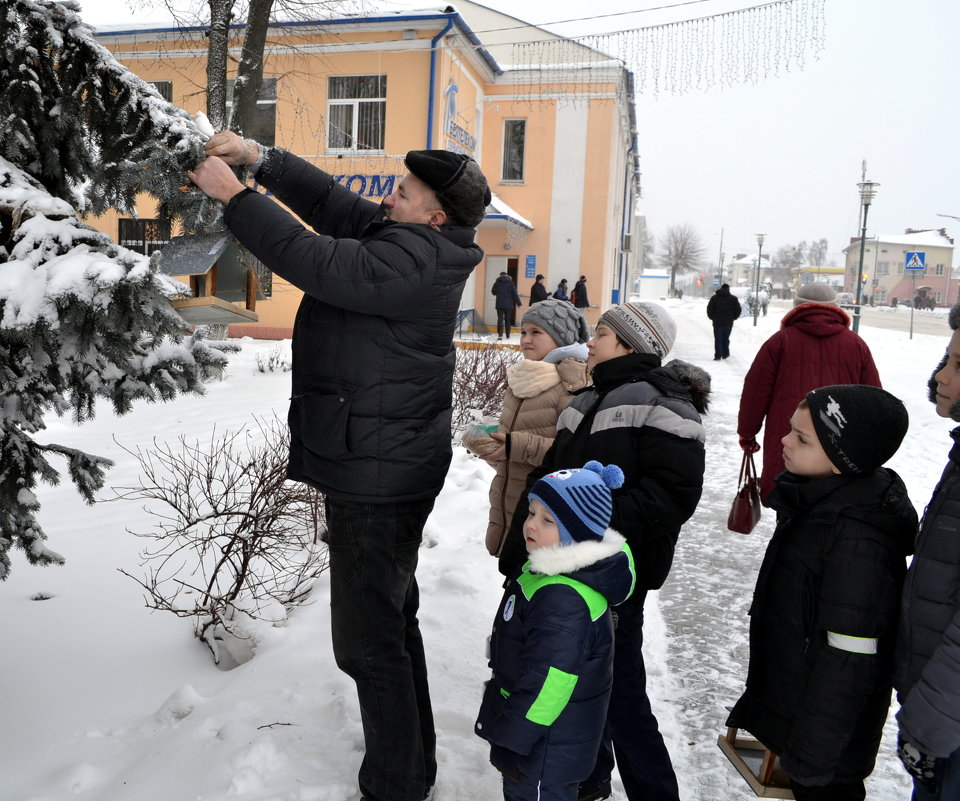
[111,415,326,666]
[255,343,292,373]
[451,343,519,434]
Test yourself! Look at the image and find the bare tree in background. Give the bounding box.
[658,224,706,297]
[140,0,365,134]
[807,238,829,271]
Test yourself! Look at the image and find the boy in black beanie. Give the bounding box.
[727,384,918,801]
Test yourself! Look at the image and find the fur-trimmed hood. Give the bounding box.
[527,529,635,606]
[662,359,712,414]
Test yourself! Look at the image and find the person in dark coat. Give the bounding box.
[554,278,570,302]
[476,461,636,801]
[737,283,881,503]
[499,302,709,801]
[705,283,741,360]
[493,272,522,339]
[188,132,490,801]
[893,300,960,800]
[572,275,589,309]
[727,385,917,801]
[530,273,550,305]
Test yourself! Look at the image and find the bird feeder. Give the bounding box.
[157,231,265,326]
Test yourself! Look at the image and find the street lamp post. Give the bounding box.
[852,180,879,334]
[753,233,765,327]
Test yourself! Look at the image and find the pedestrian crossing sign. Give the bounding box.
[905,251,926,270]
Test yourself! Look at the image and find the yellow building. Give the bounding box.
[92,1,640,337]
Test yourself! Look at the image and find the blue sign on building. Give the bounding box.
[525,255,537,279]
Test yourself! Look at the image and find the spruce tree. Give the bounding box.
[0,0,233,579]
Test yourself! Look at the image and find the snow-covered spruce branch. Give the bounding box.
[109,417,328,666]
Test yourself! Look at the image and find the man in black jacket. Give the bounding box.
[530,273,550,305]
[189,133,490,801]
[706,283,742,360]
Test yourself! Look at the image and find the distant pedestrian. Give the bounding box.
[572,275,589,308]
[738,283,881,503]
[492,272,522,340]
[530,274,549,305]
[706,283,741,360]
[554,279,570,302]
[728,385,916,801]
[891,297,899,309]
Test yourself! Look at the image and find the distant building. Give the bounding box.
[842,229,956,307]
[91,1,641,335]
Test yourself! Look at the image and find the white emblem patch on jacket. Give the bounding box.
[503,594,516,621]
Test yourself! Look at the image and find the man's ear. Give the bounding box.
[428,208,447,226]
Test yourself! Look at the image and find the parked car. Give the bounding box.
[836,292,856,309]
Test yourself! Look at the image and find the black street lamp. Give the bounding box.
[753,233,765,326]
[852,180,879,334]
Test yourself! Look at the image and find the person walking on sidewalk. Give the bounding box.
[493,272,522,340]
[706,283,741,360]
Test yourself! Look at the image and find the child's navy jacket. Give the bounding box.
[475,531,635,785]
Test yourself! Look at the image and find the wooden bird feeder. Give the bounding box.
[157,231,265,326]
[717,727,795,799]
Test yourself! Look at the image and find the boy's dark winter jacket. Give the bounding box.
[894,426,960,759]
[498,353,709,593]
[223,150,482,503]
[476,531,635,785]
[727,469,917,786]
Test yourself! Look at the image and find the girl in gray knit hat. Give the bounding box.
[475,299,590,556]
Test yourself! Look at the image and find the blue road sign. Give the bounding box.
[905,251,926,270]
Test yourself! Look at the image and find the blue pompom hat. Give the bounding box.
[528,461,625,545]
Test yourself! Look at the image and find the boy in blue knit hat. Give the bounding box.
[475,462,636,801]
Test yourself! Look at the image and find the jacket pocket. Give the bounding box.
[298,386,354,458]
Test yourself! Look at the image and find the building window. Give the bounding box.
[227,77,277,147]
[327,76,386,151]
[118,217,170,255]
[502,119,526,182]
[149,81,173,102]
[936,263,945,276]
[876,261,889,275]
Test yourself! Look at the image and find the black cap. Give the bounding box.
[806,385,908,474]
[404,150,491,228]
[536,274,544,281]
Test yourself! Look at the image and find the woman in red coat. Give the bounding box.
[737,283,881,503]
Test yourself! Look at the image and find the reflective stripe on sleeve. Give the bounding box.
[827,631,878,654]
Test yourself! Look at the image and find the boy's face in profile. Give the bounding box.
[933,328,960,419]
[587,323,634,370]
[524,499,561,551]
[782,405,840,480]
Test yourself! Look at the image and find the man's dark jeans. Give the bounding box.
[713,322,733,359]
[582,597,680,801]
[326,497,437,801]
[497,308,512,337]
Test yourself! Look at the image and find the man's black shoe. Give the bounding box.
[578,782,612,801]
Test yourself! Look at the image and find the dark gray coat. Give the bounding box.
[223,150,483,502]
[894,426,960,758]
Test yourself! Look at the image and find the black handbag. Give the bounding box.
[727,451,761,534]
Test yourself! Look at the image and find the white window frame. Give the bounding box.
[501,118,526,183]
[327,75,387,153]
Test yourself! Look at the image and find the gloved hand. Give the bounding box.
[490,754,523,784]
[898,736,938,789]
[739,437,760,453]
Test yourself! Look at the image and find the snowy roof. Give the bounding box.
[842,230,955,253]
[483,194,533,230]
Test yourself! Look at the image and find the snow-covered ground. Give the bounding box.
[1,298,948,801]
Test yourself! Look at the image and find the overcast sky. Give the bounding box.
[77,0,959,266]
